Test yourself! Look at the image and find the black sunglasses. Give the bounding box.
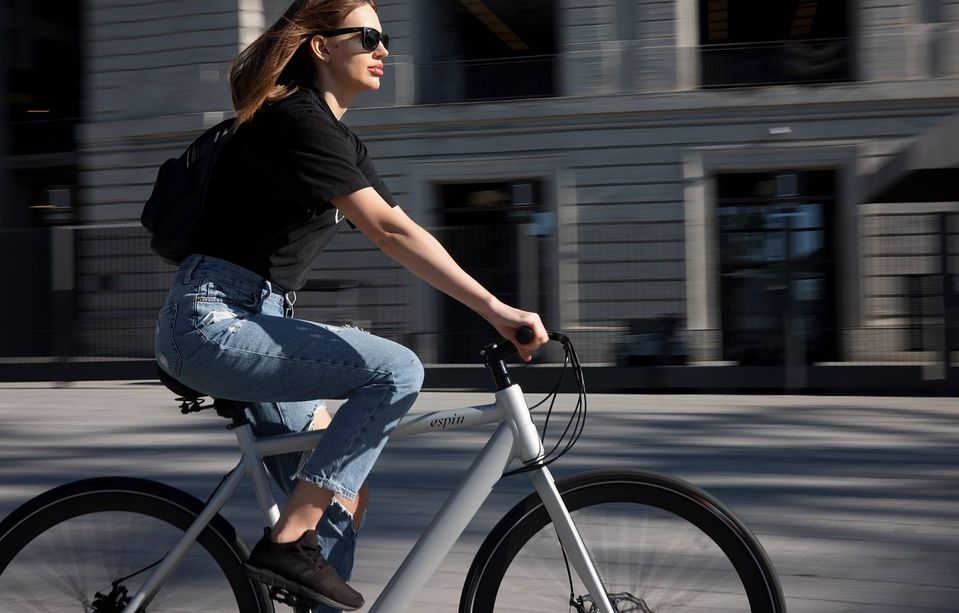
[319,26,389,52]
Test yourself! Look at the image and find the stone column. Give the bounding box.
[919,0,959,78]
[856,0,925,81]
[558,0,622,95]
[631,0,698,93]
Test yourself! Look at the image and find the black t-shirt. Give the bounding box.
[195,83,398,291]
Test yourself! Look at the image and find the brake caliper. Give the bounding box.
[573,592,653,613]
[90,583,131,613]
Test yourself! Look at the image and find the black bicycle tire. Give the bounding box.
[0,476,273,613]
[460,470,786,613]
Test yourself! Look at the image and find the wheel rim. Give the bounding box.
[0,509,244,612]
[492,500,754,612]
[468,472,780,613]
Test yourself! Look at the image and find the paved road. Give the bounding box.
[0,382,956,612]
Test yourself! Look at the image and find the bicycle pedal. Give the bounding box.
[268,585,320,608]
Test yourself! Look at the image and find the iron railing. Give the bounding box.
[0,214,955,389]
[417,54,557,104]
[701,37,853,88]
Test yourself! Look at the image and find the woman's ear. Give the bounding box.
[309,35,330,62]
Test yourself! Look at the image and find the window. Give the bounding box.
[3,0,81,227]
[7,4,80,156]
[417,0,557,103]
[699,0,853,87]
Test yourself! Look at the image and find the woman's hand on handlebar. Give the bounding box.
[483,300,548,362]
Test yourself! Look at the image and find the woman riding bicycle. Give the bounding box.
[154,0,547,610]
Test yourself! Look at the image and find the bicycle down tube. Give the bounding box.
[369,384,615,613]
[121,456,250,613]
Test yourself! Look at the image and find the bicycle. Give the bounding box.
[0,329,786,612]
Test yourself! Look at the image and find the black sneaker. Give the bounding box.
[245,528,364,611]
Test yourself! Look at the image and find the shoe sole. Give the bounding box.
[245,564,363,611]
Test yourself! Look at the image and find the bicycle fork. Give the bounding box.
[529,467,616,613]
[501,384,617,613]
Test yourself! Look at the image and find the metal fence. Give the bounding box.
[852,212,959,371]
[0,227,57,360]
[579,212,958,379]
[0,215,955,389]
[73,225,175,359]
[701,37,853,88]
[0,224,404,366]
[417,55,557,104]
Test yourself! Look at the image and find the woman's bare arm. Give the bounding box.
[332,187,547,360]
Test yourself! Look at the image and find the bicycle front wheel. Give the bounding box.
[461,471,785,613]
[0,477,271,612]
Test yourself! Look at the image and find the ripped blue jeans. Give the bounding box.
[247,400,361,613]
[155,254,424,611]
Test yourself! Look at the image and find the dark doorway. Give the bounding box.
[417,0,557,103]
[717,170,839,365]
[435,181,543,362]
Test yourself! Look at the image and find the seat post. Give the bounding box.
[233,415,282,527]
[213,399,250,429]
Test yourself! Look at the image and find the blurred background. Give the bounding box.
[1,0,957,393]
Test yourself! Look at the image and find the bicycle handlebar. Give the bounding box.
[516,326,535,345]
[480,326,570,390]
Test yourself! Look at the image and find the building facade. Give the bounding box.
[4,0,959,388]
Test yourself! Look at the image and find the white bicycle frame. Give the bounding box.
[122,383,615,613]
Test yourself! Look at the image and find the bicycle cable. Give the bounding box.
[91,462,242,605]
[504,334,587,477]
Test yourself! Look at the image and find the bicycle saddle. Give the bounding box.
[157,366,248,426]
[156,366,207,401]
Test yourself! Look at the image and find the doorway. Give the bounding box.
[717,170,839,365]
[435,181,544,362]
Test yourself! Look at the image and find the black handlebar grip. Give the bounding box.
[516,326,535,345]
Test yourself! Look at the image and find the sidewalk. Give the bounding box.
[1,382,956,611]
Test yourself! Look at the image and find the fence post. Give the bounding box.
[51,226,76,361]
[940,213,953,377]
[784,210,803,391]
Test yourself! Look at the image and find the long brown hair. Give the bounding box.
[229,0,376,124]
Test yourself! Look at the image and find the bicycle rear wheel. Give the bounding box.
[0,477,271,612]
[461,471,785,613]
